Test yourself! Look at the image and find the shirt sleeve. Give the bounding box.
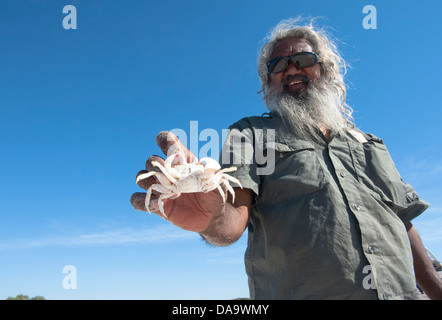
[219,119,261,198]
[397,179,430,223]
[362,131,430,223]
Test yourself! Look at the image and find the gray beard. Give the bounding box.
[265,81,349,141]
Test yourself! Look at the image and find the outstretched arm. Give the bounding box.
[199,187,251,246]
[405,222,442,299]
[130,131,251,246]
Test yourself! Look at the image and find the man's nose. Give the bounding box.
[284,61,302,75]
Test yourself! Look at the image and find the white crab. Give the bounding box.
[136,153,242,218]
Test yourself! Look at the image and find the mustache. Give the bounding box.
[282,74,310,86]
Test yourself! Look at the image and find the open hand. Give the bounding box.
[130,131,227,233]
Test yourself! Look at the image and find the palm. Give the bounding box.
[157,190,225,232]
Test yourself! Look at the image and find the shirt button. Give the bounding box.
[382,293,389,300]
[340,172,347,178]
[353,204,361,211]
[368,245,375,254]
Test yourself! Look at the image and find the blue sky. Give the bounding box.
[0,0,441,299]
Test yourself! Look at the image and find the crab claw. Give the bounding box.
[200,157,221,171]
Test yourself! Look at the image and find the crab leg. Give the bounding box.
[221,179,236,203]
[145,183,171,214]
[151,160,178,183]
[136,170,156,184]
[140,170,174,214]
[216,185,226,203]
[145,185,153,213]
[220,166,237,173]
[200,157,221,170]
[163,153,183,179]
[223,174,243,189]
[157,192,180,218]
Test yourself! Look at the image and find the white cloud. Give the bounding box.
[0,225,198,251]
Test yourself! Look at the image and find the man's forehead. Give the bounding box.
[270,37,314,59]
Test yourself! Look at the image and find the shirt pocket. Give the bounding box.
[349,138,408,213]
[259,139,326,201]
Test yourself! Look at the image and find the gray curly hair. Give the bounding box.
[257,18,353,123]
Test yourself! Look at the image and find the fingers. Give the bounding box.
[130,192,161,213]
[135,155,165,191]
[135,131,195,192]
[132,131,194,215]
[130,192,148,212]
[145,155,165,171]
[135,170,152,190]
[156,131,197,163]
[134,155,169,213]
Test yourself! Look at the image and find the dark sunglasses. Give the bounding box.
[267,52,320,74]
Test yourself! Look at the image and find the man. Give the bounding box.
[130,19,442,299]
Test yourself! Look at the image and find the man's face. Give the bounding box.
[268,37,322,97]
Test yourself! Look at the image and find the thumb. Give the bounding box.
[156,131,197,163]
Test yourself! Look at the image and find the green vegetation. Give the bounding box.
[6,294,45,300]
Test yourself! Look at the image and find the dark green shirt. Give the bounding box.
[220,112,429,300]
